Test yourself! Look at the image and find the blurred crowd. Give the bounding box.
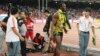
[0,5,100,20]
[67,8,100,19]
[0,2,99,56]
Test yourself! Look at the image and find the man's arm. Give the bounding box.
[76,18,80,34]
[91,26,96,45]
[30,18,34,23]
[91,26,95,36]
[90,18,96,37]
[49,13,58,37]
[12,27,24,41]
[52,13,58,26]
[0,21,7,27]
[10,18,24,41]
[49,22,53,37]
[77,23,80,34]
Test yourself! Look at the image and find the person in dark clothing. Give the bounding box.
[42,10,53,53]
[32,33,45,51]
[2,3,12,33]
[43,10,52,36]
[18,11,27,56]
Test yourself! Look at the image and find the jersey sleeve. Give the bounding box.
[9,17,16,28]
[64,18,71,29]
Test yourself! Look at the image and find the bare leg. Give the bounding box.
[53,35,62,56]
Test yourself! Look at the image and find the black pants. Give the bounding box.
[20,36,26,56]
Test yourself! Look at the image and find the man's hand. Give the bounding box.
[92,36,96,46]
[20,36,24,41]
[0,21,2,26]
[32,42,39,45]
[0,21,6,26]
[35,43,39,45]
[33,43,39,45]
[63,27,67,33]
[78,30,80,34]
[92,34,96,46]
[93,34,96,37]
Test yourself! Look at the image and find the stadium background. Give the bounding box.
[0,0,100,56]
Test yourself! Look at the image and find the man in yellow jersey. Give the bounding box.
[50,2,71,56]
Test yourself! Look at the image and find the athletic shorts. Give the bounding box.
[26,31,34,39]
[53,32,63,37]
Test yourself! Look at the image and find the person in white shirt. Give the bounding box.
[77,9,96,56]
[6,7,24,56]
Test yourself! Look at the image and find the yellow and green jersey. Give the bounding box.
[53,9,71,34]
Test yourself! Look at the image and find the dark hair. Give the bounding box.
[36,33,40,37]
[84,7,91,12]
[57,2,65,9]
[11,7,19,15]
[44,10,49,13]
[26,12,31,16]
[19,10,25,14]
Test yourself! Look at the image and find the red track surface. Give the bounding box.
[34,22,100,48]
[28,22,100,56]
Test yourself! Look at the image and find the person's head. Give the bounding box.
[0,8,5,14]
[82,11,86,16]
[35,33,40,38]
[26,12,31,17]
[85,11,90,17]
[84,8,91,17]
[43,10,50,17]
[19,11,26,22]
[11,7,19,18]
[58,2,66,12]
[19,11,26,19]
